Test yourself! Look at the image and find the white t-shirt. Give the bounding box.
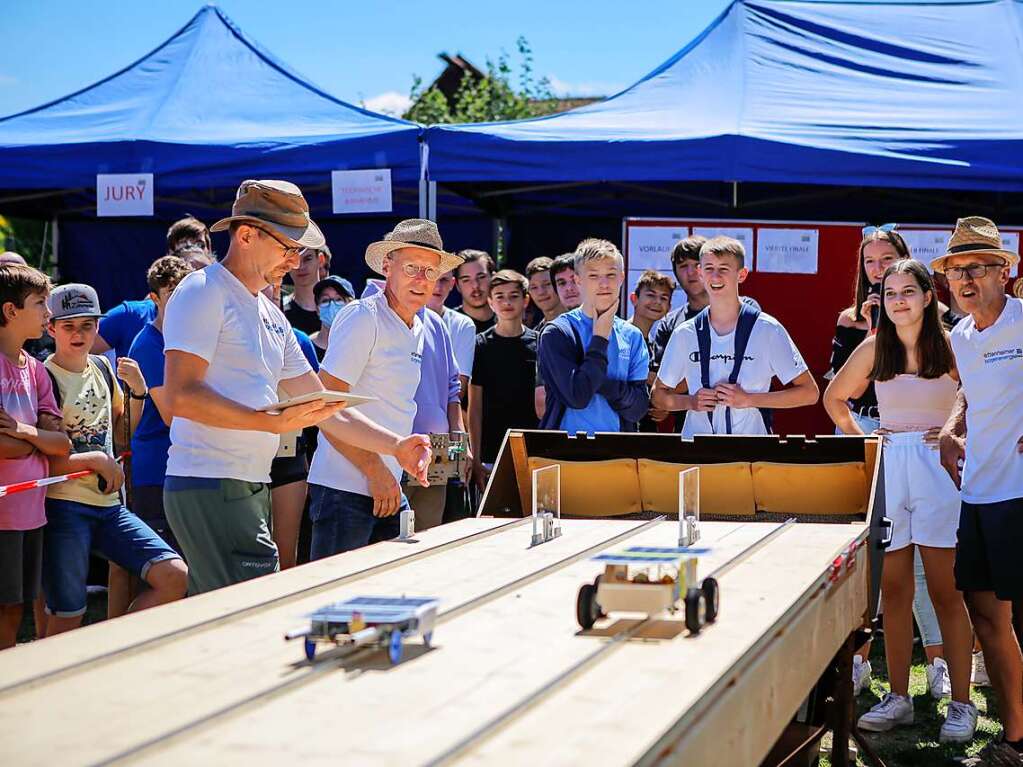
[439,306,476,377]
[658,310,807,438]
[163,263,312,482]
[951,297,1023,504]
[308,290,425,496]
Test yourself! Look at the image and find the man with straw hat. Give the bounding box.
[161,181,431,595]
[935,217,1023,765]
[308,219,463,557]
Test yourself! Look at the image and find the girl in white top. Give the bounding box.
[824,259,976,743]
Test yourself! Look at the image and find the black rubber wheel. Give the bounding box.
[702,577,720,624]
[684,587,706,635]
[576,583,599,630]
[592,576,607,617]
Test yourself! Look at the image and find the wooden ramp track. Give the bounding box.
[0,518,868,766]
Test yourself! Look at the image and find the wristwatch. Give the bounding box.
[129,389,148,400]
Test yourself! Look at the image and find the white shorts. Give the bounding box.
[883,432,960,551]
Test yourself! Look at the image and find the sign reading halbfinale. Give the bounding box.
[96,174,154,217]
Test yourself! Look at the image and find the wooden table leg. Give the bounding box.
[830,632,856,767]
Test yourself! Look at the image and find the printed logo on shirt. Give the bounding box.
[984,347,1023,364]
[689,351,754,364]
[411,351,423,365]
[261,316,288,337]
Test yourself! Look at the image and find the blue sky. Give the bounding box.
[1,0,731,117]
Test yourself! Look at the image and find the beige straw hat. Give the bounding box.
[931,216,1019,273]
[364,219,463,276]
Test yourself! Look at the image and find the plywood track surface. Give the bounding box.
[0,518,867,767]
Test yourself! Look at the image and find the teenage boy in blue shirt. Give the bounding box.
[538,239,650,433]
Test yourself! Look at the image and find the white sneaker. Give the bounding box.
[972,651,991,687]
[853,655,872,696]
[940,700,979,744]
[927,657,953,700]
[858,692,914,732]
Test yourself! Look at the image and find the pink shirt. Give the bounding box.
[0,353,61,530]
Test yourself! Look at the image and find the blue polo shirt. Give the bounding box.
[553,308,649,435]
[100,299,157,359]
[127,322,169,488]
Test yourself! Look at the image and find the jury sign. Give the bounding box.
[96,174,154,217]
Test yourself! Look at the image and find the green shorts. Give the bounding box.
[164,477,277,596]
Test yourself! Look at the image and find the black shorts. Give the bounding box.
[270,453,309,489]
[955,497,1023,601]
[132,484,181,555]
[0,527,44,605]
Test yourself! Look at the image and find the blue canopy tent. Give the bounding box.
[425,0,1023,225]
[0,6,484,305]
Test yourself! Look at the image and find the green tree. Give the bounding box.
[404,37,557,124]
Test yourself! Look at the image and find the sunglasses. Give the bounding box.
[862,223,898,236]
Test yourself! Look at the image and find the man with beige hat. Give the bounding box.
[308,219,464,556]
[935,216,1023,764]
[161,181,431,594]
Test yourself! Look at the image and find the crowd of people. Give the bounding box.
[0,178,1021,762]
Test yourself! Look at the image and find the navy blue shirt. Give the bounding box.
[100,299,157,359]
[127,322,169,488]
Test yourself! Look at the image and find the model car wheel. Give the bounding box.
[576,584,599,630]
[304,637,317,662]
[592,576,606,617]
[388,629,404,665]
[702,577,719,623]
[423,631,434,649]
[684,587,706,635]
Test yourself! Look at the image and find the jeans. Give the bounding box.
[308,484,408,559]
[913,548,943,647]
[43,498,180,617]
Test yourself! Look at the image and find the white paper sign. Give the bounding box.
[756,228,819,274]
[96,174,154,217]
[1002,231,1019,277]
[625,224,689,318]
[898,230,950,272]
[692,226,754,266]
[331,169,392,214]
[626,224,689,272]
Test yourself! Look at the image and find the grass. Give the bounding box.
[16,588,108,643]
[819,637,1002,766]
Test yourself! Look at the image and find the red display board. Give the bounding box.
[623,217,1021,437]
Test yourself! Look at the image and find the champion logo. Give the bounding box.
[689,351,754,364]
[411,351,423,365]
[261,316,287,337]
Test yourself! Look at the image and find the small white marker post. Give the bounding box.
[678,466,701,547]
[531,464,562,546]
[399,509,416,541]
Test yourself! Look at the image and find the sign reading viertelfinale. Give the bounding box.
[332,169,392,214]
[96,174,154,217]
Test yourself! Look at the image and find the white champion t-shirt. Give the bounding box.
[439,306,476,377]
[163,262,312,483]
[658,310,808,438]
[951,297,1023,504]
[308,290,425,496]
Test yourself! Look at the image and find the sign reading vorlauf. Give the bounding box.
[96,174,154,217]
[331,169,392,214]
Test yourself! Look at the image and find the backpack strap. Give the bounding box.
[89,354,116,400]
[45,367,62,409]
[694,304,764,435]
[726,302,761,434]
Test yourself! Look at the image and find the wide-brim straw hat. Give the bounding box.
[210,179,324,249]
[365,219,463,276]
[931,216,1019,273]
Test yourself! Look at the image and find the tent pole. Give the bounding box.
[732,181,739,208]
[418,141,431,220]
[428,181,437,222]
[51,216,59,275]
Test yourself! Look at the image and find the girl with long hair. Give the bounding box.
[824,260,976,743]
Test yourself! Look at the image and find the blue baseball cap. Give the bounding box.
[313,275,354,301]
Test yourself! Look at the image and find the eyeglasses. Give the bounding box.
[398,262,441,281]
[945,262,1007,281]
[253,226,302,260]
[862,223,898,236]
